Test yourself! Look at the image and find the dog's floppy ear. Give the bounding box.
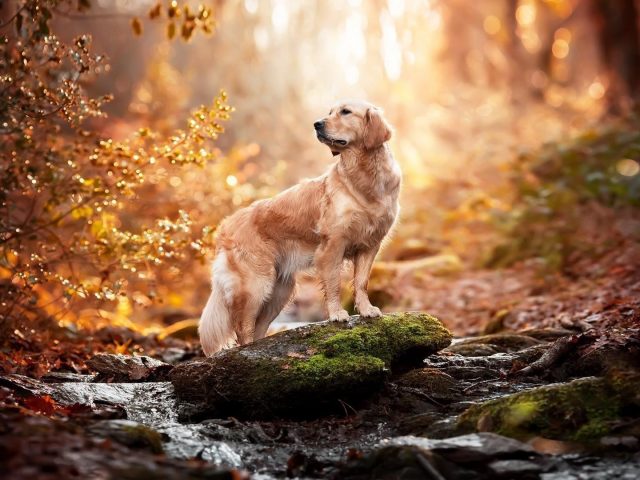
[363,108,392,150]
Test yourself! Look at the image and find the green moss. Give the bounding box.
[309,313,452,365]
[458,376,640,443]
[397,368,456,391]
[121,424,164,454]
[291,354,385,386]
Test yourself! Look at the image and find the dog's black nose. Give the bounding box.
[314,121,323,131]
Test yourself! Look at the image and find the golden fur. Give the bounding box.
[199,100,401,355]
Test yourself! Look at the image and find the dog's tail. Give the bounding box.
[199,255,234,356]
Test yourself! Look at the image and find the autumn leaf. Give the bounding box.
[23,395,57,415]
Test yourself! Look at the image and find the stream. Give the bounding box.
[2,327,640,479]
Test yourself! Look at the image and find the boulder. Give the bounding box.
[339,433,553,480]
[170,313,452,419]
[457,374,640,443]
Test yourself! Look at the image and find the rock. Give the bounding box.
[395,368,461,403]
[380,432,537,462]
[339,433,549,480]
[156,347,193,364]
[425,353,520,378]
[555,339,640,380]
[87,353,174,382]
[445,343,501,356]
[0,374,56,397]
[488,459,544,476]
[89,420,165,454]
[1,412,244,480]
[457,374,640,443]
[447,334,543,354]
[170,312,452,419]
[40,372,96,383]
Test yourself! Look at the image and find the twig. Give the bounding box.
[397,386,444,407]
[337,398,358,417]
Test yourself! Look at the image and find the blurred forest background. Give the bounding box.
[1,0,640,352]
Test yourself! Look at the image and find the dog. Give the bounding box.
[199,100,401,355]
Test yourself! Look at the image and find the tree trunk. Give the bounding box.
[591,0,640,114]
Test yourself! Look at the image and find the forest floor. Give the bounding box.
[1,237,639,478]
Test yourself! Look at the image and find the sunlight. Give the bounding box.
[380,10,402,81]
[271,0,289,35]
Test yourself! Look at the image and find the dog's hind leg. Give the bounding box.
[254,276,296,340]
[232,274,275,346]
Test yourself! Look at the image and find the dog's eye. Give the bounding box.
[340,108,352,115]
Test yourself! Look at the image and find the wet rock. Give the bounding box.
[89,420,165,454]
[424,343,548,381]
[171,313,452,419]
[395,368,462,403]
[1,411,243,480]
[286,450,324,478]
[381,432,537,462]
[457,374,640,443]
[0,374,56,397]
[40,372,96,383]
[0,373,171,419]
[340,433,550,480]
[425,353,516,377]
[488,459,544,476]
[445,343,501,356]
[401,415,463,439]
[436,365,503,380]
[87,353,174,382]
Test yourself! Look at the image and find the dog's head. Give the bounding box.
[314,100,392,156]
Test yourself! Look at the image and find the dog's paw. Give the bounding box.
[329,309,350,321]
[358,305,382,318]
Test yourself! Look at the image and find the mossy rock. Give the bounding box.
[457,374,640,443]
[171,312,451,419]
[396,368,458,394]
[89,420,165,454]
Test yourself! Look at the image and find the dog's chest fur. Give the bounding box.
[328,149,401,254]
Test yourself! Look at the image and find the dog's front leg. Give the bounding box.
[354,246,382,318]
[315,237,349,321]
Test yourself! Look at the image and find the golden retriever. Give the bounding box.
[199,100,401,355]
